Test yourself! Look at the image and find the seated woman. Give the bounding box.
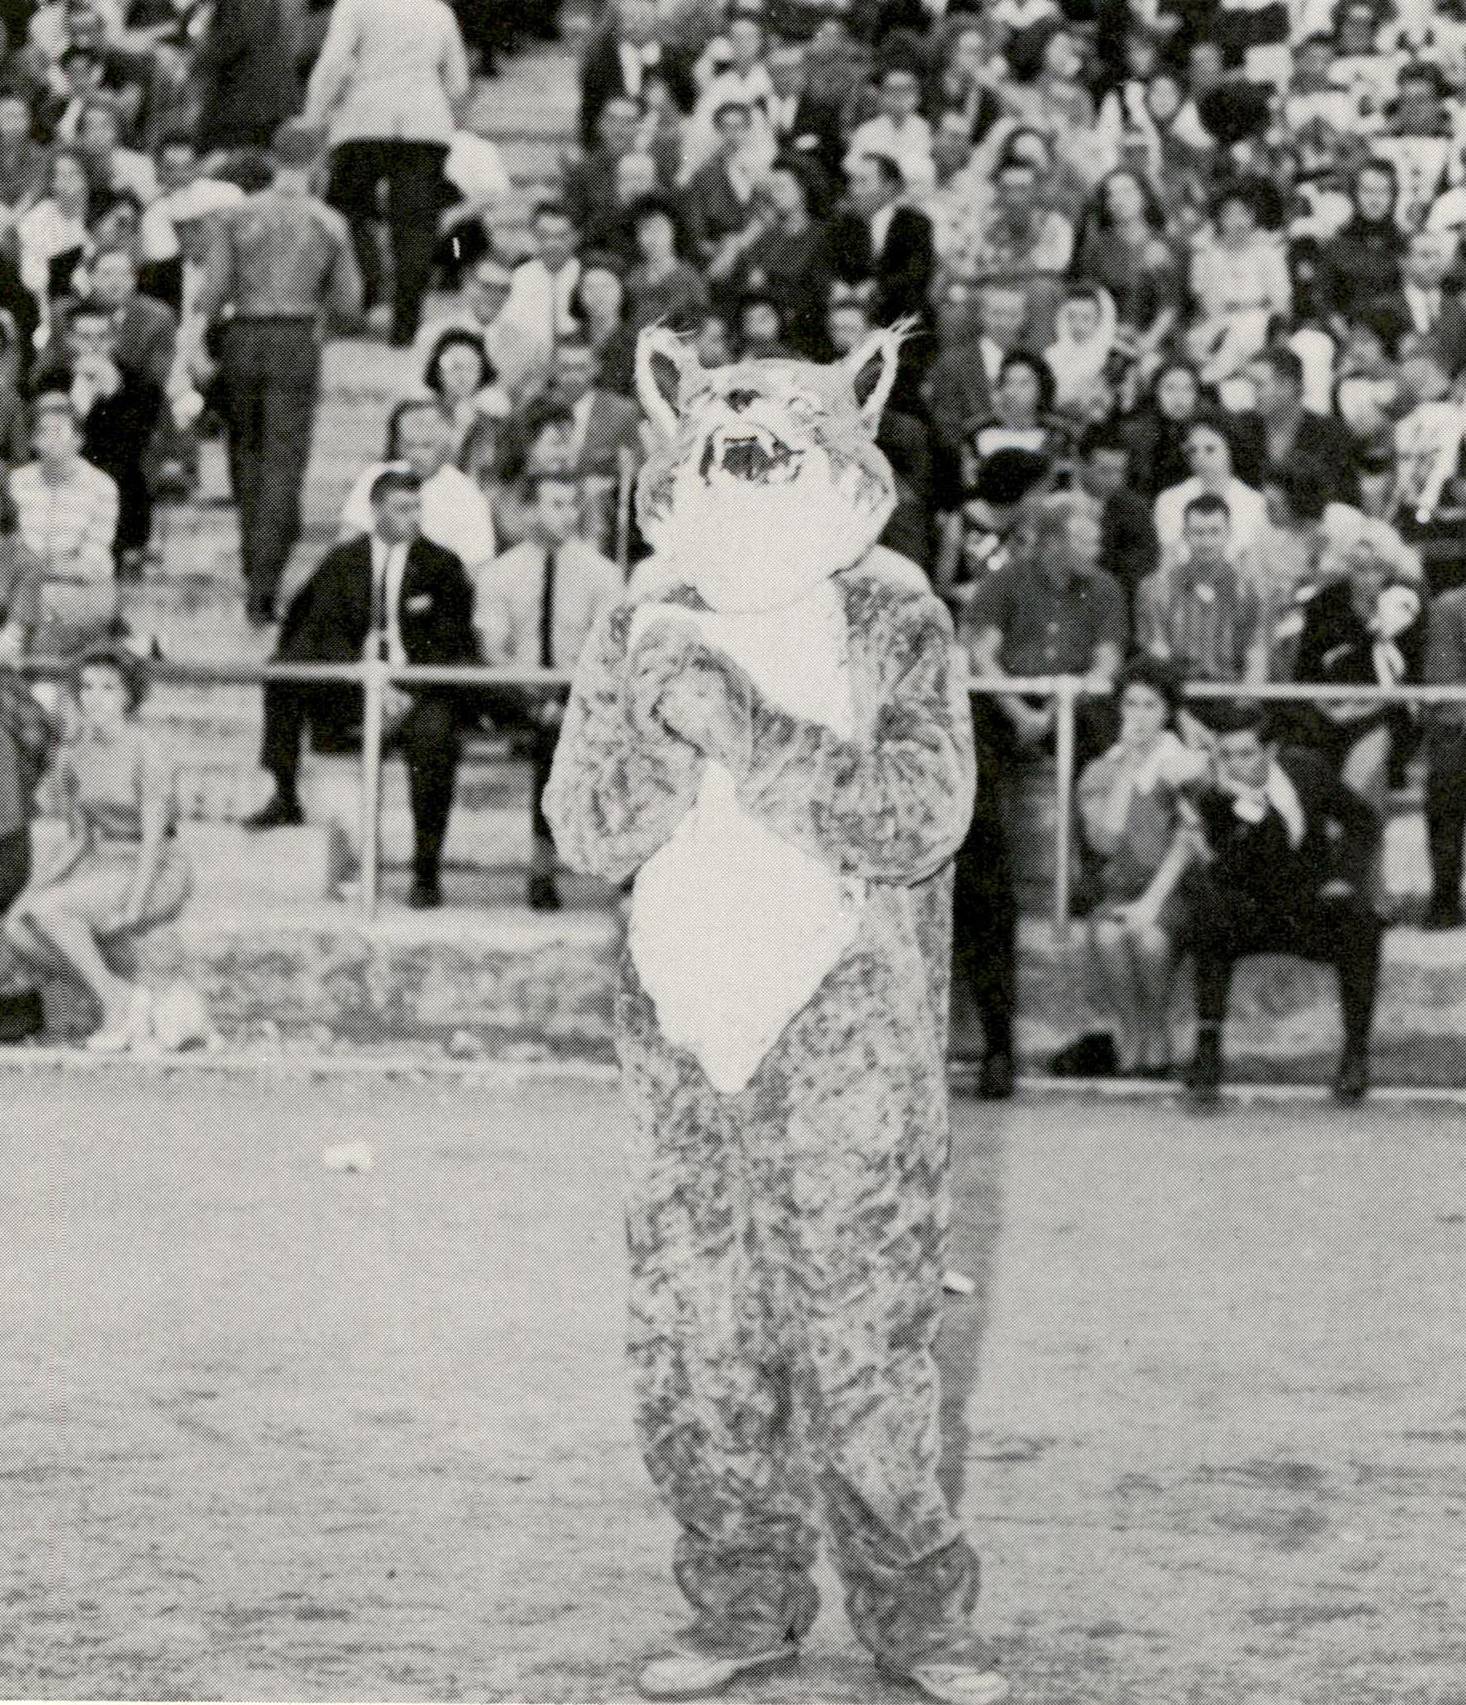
[420,326,511,468]
[568,253,636,398]
[963,349,1072,490]
[1122,359,1206,503]
[4,645,190,1051]
[1154,414,1268,570]
[1187,182,1291,389]
[17,146,97,341]
[1077,657,1208,1077]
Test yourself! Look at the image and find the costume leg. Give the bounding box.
[616,959,822,1658]
[398,695,461,886]
[751,942,979,1671]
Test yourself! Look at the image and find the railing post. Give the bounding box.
[359,658,386,921]
[1053,678,1076,942]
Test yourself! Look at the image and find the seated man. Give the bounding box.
[9,391,120,659]
[35,297,163,575]
[473,468,621,910]
[245,467,479,910]
[338,397,496,580]
[1135,492,1267,728]
[1182,702,1385,1106]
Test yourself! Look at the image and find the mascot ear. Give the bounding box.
[636,326,701,442]
[839,325,905,432]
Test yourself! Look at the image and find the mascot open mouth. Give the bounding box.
[699,426,805,486]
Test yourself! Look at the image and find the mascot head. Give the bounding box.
[634,325,902,612]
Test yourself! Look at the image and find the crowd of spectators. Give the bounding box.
[0,0,1462,1075]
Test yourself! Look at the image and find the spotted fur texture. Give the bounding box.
[543,335,980,1669]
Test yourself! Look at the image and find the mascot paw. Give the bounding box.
[627,616,751,772]
[655,644,752,772]
[626,615,704,744]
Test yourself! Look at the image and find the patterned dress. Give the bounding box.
[33,724,191,936]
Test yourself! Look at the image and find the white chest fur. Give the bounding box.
[628,579,867,1093]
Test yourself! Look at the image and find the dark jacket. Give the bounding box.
[36,361,164,553]
[278,534,479,682]
[195,0,304,152]
[1315,218,1403,321]
[829,204,937,327]
[1193,748,1380,906]
[578,30,695,151]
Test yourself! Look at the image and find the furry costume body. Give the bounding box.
[544,332,980,1668]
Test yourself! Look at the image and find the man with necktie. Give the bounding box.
[245,467,478,910]
[474,469,621,909]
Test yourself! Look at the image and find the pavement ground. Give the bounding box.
[3,1069,1464,1704]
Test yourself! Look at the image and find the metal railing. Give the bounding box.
[23,654,1466,930]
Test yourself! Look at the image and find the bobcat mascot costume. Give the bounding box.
[544,328,1006,1705]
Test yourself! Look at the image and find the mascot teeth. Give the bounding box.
[701,426,803,486]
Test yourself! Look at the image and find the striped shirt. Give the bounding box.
[10,458,119,632]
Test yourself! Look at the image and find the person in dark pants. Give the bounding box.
[34,301,163,577]
[0,614,55,1043]
[200,121,363,626]
[245,468,479,909]
[957,494,1128,1095]
[1423,581,1466,929]
[474,469,621,910]
[1182,702,1385,1106]
[304,0,470,346]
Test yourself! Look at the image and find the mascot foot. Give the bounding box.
[885,1660,1010,1705]
[637,1641,799,1700]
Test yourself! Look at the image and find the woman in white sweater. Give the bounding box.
[304,0,471,347]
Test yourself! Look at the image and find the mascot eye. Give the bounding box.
[784,393,821,422]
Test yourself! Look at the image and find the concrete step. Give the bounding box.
[11,894,1465,1086]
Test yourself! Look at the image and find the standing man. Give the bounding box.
[304,0,470,347]
[474,469,620,910]
[200,120,363,627]
[245,467,477,909]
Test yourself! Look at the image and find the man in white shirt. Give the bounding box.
[247,466,479,907]
[475,468,621,908]
[337,398,495,581]
[846,64,935,195]
[496,201,583,394]
[413,254,543,400]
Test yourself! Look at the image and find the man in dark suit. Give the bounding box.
[245,466,479,909]
[765,40,842,184]
[549,336,643,482]
[1240,344,1359,504]
[680,100,761,266]
[1182,702,1385,1106]
[829,152,935,329]
[1385,227,1466,376]
[83,246,178,389]
[578,0,693,152]
[35,299,163,575]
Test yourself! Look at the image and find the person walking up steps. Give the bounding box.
[200,120,363,627]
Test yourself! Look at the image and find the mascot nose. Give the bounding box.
[724,388,759,413]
